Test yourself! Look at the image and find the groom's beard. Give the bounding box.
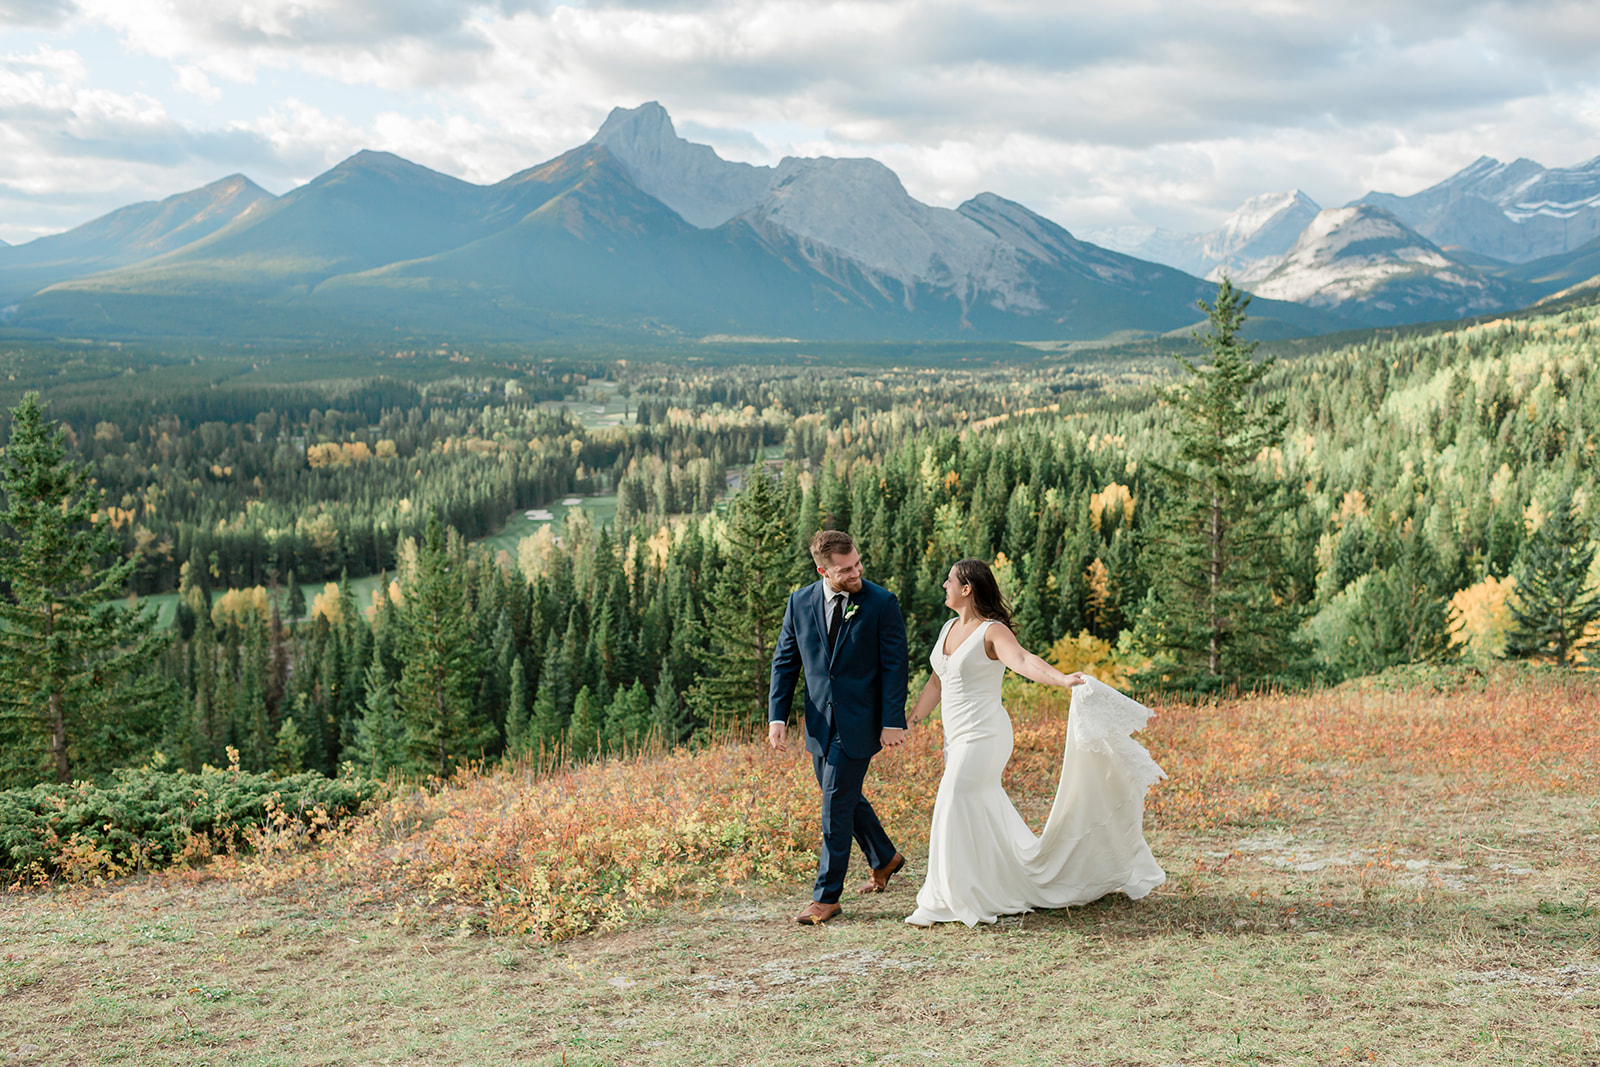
[827,576,864,594]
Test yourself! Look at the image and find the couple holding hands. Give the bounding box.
[767,530,1166,927]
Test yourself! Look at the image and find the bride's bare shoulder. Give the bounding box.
[982,619,1016,659]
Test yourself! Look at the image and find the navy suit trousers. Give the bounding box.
[811,727,896,903]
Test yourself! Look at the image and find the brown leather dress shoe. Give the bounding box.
[856,852,905,894]
[795,901,842,925]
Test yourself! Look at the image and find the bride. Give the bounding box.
[903,558,1166,928]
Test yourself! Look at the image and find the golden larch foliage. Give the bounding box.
[516,525,561,584]
[212,586,273,628]
[306,441,374,468]
[310,582,344,626]
[1084,557,1111,628]
[1044,629,1133,687]
[1088,482,1134,534]
[990,552,1016,599]
[1335,489,1368,526]
[1448,575,1516,659]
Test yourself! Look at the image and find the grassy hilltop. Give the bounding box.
[1,667,1595,1065]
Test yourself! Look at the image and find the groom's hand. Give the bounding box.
[881,727,908,748]
[768,721,787,749]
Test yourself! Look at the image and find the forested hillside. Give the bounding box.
[2,294,1597,787]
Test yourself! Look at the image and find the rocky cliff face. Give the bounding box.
[1250,205,1531,325]
[1353,155,1600,263]
[588,102,773,228]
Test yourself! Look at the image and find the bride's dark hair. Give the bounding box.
[952,558,1014,629]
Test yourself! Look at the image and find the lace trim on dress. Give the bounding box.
[1067,678,1168,795]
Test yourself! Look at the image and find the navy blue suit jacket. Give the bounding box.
[768,578,908,760]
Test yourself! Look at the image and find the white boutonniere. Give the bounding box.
[843,602,859,622]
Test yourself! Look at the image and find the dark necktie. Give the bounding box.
[828,594,844,650]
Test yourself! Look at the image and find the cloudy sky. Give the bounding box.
[1,0,1598,245]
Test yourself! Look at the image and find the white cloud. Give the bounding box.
[172,64,221,102]
[0,0,76,29]
[1,0,1598,243]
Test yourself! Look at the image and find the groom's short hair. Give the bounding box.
[809,529,856,567]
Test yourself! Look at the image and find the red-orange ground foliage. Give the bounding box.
[276,668,1598,940]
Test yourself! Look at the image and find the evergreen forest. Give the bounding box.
[3,293,1599,789]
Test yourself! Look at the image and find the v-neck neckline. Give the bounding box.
[940,618,987,659]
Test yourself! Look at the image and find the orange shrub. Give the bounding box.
[287,669,1598,940]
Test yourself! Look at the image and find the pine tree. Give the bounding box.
[559,611,588,706]
[651,663,688,741]
[393,517,494,777]
[339,603,372,762]
[483,608,516,745]
[1506,488,1600,666]
[0,394,171,785]
[239,610,274,771]
[276,706,309,774]
[686,467,795,730]
[795,482,820,565]
[351,657,405,776]
[1319,528,1455,678]
[529,631,567,755]
[569,685,601,758]
[505,657,531,757]
[1370,530,1454,666]
[179,601,220,770]
[1133,279,1307,690]
[605,678,652,752]
[284,568,306,621]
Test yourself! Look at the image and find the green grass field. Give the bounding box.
[477,494,621,561]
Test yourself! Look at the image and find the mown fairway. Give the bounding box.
[1,670,1595,1066]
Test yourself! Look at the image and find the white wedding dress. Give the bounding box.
[906,619,1167,927]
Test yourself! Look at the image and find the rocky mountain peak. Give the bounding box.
[1199,189,1322,282]
[1251,205,1459,307]
[1214,190,1319,248]
[588,101,773,228]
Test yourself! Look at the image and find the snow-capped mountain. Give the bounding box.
[1084,190,1320,280]
[1249,205,1533,325]
[1354,155,1600,263]
[1200,191,1322,283]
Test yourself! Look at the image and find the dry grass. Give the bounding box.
[1,668,1596,1065]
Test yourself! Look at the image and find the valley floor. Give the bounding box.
[1,773,1594,1066]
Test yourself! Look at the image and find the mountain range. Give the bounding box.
[3,104,1597,345]
[1086,155,1600,327]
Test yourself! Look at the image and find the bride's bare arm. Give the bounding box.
[987,624,1086,687]
[908,672,941,725]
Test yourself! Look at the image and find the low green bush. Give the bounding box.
[0,764,381,881]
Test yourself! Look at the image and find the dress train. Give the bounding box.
[906,620,1166,928]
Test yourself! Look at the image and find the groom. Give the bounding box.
[768,530,909,925]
